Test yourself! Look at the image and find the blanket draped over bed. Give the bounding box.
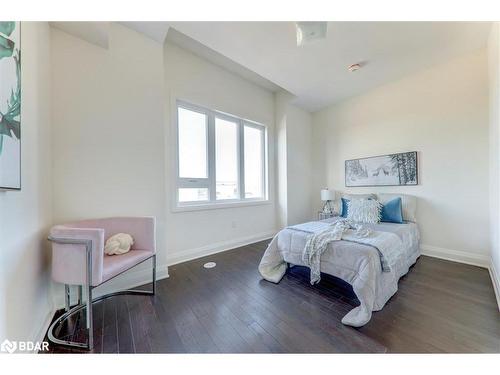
[258,217,420,327]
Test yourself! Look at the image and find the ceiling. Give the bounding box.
[50,22,110,48]
[125,22,491,111]
[165,28,284,93]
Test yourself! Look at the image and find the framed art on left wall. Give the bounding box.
[0,21,21,191]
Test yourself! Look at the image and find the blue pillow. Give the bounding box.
[341,198,349,217]
[380,197,403,224]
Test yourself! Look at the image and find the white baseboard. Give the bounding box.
[166,230,276,266]
[420,244,490,268]
[488,259,500,312]
[32,305,56,352]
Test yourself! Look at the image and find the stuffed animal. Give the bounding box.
[104,233,134,255]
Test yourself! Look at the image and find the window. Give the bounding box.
[178,107,207,179]
[244,125,264,199]
[215,117,239,200]
[175,101,267,207]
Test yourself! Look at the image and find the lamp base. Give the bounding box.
[322,200,334,214]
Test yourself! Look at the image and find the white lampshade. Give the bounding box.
[320,188,334,201]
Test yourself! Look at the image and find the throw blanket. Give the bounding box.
[299,220,352,284]
[286,221,332,234]
[288,219,403,284]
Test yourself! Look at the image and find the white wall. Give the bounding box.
[0,22,53,343]
[274,92,313,227]
[488,22,500,306]
[51,23,168,296]
[164,42,277,264]
[274,92,289,229]
[312,50,490,266]
[285,104,313,225]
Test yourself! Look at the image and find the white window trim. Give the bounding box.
[173,99,269,212]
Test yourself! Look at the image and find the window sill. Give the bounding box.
[171,199,272,213]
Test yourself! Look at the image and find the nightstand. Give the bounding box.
[318,211,337,220]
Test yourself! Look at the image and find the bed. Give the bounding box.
[258,194,420,327]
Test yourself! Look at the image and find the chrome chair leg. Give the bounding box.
[77,285,83,305]
[86,285,93,350]
[152,255,157,295]
[64,285,71,312]
[86,242,94,350]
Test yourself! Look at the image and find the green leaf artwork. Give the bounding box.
[0,34,14,59]
[0,22,15,36]
[0,21,21,189]
[0,23,20,142]
[0,21,15,59]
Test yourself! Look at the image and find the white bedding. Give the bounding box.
[258,217,420,327]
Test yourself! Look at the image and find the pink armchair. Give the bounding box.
[48,217,156,350]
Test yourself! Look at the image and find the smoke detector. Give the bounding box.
[296,22,327,46]
[348,63,362,72]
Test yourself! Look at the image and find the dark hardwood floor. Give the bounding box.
[42,240,500,353]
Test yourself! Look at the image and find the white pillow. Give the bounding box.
[335,193,377,213]
[347,199,382,224]
[377,193,417,222]
[104,233,134,255]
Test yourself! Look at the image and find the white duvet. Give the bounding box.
[258,217,420,327]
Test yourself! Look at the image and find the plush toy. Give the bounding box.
[104,233,134,255]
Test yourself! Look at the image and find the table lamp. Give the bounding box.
[321,188,335,214]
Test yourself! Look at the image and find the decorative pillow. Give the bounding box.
[347,199,382,224]
[340,194,377,217]
[104,233,134,255]
[340,197,350,217]
[336,193,376,215]
[380,197,403,224]
[377,193,417,222]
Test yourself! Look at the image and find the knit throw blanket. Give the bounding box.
[288,218,401,284]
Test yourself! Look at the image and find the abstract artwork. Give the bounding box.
[345,151,418,187]
[0,21,21,190]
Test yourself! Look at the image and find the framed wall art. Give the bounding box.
[345,151,418,187]
[0,21,21,190]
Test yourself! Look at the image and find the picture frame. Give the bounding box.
[0,21,21,191]
[345,151,418,187]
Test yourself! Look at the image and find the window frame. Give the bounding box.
[174,100,269,210]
